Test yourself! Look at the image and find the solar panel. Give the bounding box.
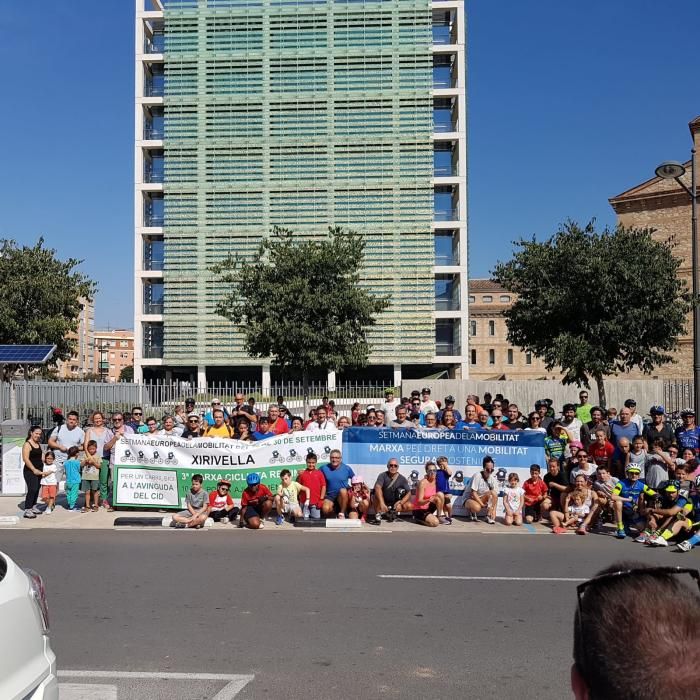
[0,345,57,364]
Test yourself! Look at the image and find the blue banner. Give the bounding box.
[342,427,546,471]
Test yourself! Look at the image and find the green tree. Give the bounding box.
[119,365,134,382]
[492,221,691,406]
[211,227,390,407]
[0,238,97,379]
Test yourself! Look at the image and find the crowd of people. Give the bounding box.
[19,387,700,553]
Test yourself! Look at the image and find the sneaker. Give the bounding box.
[485,516,495,525]
[648,535,668,547]
[258,522,265,530]
[368,516,381,526]
[576,527,587,535]
[44,507,53,515]
[469,513,478,522]
[385,511,396,523]
[173,522,186,529]
[23,510,36,519]
[676,540,693,552]
[275,515,284,526]
[444,516,453,525]
[615,528,626,539]
[337,513,345,519]
[635,531,651,544]
[221,516,229,524]
[438,516,450,525]
[31,506,42,515]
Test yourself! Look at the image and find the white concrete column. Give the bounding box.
[327,370,336,392]
[393,363,402,388]
[262,366,271,394]
[197,365,207,389]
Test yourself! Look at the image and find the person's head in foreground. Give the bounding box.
[572,561,700,700]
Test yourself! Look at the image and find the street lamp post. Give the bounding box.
[656,151,699,416]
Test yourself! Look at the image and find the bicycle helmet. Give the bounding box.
[680,408,696,418]
[246,472,261,486]
[649,405,665,415]
[351,475,364,485]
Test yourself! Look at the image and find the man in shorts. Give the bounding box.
[207,479,239,524]
[239,473,273,529]
[172,474,209,529]
[370,458,412,524]
[321,449,354,518]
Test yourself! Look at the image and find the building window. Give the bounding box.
[470,349,477,365]
[469,320,477,336]
[468,295,475,303]
[110,340,116,347]
[483,295,493,303]
[489,349,495,365]
[507,349,513,365]
[500,295,511,303]
[526,351,532,365]
[110,353,116,359]
[488,320,495,336]
[120,340,129,347]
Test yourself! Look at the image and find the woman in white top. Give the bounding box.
[523,412,547,434]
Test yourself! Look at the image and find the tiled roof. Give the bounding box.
[469,278,505,292]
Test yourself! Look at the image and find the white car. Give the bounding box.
[0,551,58,699]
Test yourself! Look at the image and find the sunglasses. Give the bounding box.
[219,486,229,491]
[188,418,199,422]
[427,469,437,473]
[113,418,123,422]
[133,412,142,416]
[388,464,399,468]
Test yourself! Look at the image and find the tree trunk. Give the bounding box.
[302,369,310,424]
[594,373,606,409]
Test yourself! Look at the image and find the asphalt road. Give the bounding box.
[1,529,690,699]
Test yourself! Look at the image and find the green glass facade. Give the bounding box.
[162,0,435,367]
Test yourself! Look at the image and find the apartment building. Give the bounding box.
[92,330,135,383]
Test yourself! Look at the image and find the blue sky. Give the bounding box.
[0,1,698,328]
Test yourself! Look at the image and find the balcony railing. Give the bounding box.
[435,252,459,266]
[144,125,164,140]
[434,165,457,177]
[144,81,164,97]
[434,121,457,132]
[433,76,455,89]
[144,302,164,315]
[435,297,460,311]
[145,33,165,54]
[143,345,164,359]
[432,26,453,45]
[144,213,164,227]
[435,341,461,356]
[143,257,164,271]
[434,208,459,221]
[144,166,164,183]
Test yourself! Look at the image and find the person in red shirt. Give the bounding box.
[589,429,614,470]
[267,405,289,435]
[239,473,273,529]
[490,409,510,431]
[296,452,327,520]
[208,479,239,524]
[522,464,548,523]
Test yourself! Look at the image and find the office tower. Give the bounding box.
[134,0,467,387]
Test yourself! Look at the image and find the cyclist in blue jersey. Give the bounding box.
[660,475,700,552]
[674,408,700,454]
[611,464,656,539]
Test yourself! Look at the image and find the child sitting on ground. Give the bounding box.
[172,474,210,529]
[80,440,102,512]
[502,472,524,526]
[347,475,371,521]
[551,491,589,534]
[40,450,58,514]
[274,469,309,525]
[64,446,82,511]
[435,456,453,524]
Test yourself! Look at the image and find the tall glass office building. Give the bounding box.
[134,0,467,387]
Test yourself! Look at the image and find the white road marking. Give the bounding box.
[59,683,117,699]
[58,671,254,700]
[378,574,586,582]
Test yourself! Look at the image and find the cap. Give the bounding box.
[186,412,199,419]
[218,478,231,487]
[650,405,665,415]
[535,400,545,408]
[445,395,455,403]
[662,481,679,493]
[624,399,636,408]
[626,465,642,473]
[185,397,195,405]
[421,387,431,394]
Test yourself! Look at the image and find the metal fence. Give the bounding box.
[0,380,395,427]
